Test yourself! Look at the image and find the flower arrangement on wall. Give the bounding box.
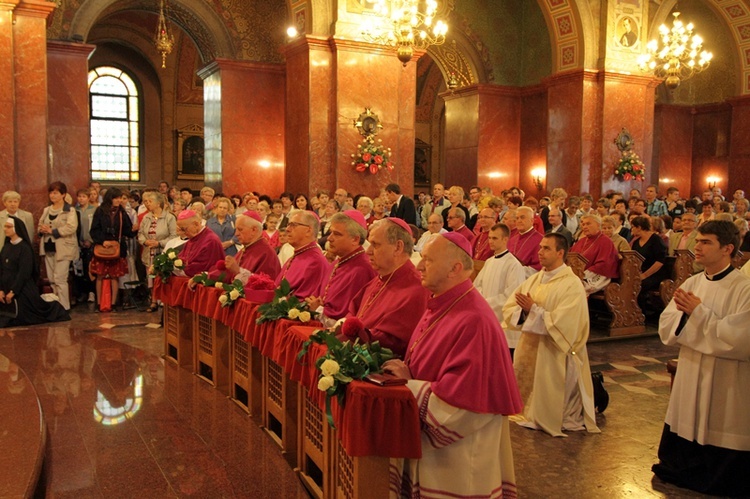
[352,136,395,175]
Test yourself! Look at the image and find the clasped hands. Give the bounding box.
[673,288,701,315]
[0,290,15,304]
[515,292,534,313]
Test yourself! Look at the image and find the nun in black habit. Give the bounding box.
[0,215,70,328]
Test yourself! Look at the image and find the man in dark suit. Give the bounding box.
[386,183,416,225]
[546,208,573,247]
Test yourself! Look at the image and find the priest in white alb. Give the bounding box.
[653,221,750,497]
[503,232,600,437]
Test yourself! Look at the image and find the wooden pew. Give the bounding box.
[567,250,646,337]
[660,249,695,306]
[732,250,747,269]
[471,258,485,281]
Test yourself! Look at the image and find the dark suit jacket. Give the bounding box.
[391,196,417,225]
[548,224,573,247]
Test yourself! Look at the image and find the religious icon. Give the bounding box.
[617,16,638,48]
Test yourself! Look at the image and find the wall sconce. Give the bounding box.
[446,72,458,92]
[531,168,546,190]
[706,176,720,189]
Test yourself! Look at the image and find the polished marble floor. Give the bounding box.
[0,304,716,498]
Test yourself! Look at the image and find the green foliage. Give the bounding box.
[256,279,316,324]
[150,248,183,283]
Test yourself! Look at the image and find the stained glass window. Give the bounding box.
[88,67,140,182]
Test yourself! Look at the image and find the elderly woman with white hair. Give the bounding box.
[139,192,178,312]
[0,190,35,254]
[356,196,374,226]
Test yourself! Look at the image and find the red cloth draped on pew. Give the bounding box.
[154,277,422,459]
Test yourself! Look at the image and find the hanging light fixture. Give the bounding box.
[361,0,448,65]
[154,0,174,69]
[637,11,712,91]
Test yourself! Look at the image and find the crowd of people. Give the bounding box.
[0,177,748,497]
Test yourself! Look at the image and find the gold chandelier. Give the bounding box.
[637,11,712,91]
[154,0,174,69]
[361,0,448,65]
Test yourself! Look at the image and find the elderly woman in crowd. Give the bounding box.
[139,192,177,312]
[90,188,136,311]
[0,190,35,254]
[0,216,69,327]
[38,182,79,310]
[357,196,374,226]
[206,197,238,256]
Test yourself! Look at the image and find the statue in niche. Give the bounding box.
[618,17,639,48]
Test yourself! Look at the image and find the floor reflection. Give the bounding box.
[0,315,307,498]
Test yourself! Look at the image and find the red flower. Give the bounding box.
[355,163,367,172]
[246,272,275,290]
[370,164,379,174]
[386,162,394,171]
[374,155,383,164]
[341,317,364,339]
[362,152,372,162]
[624,173,632,181]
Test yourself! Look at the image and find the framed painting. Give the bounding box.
[176,124,204,180]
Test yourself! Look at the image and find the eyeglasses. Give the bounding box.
[286,222,310,229]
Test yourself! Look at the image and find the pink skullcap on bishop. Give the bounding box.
[177,209,198,221]
[343,210,367,230]
[239,210,263,224]
[387,217,413,237]
[441,231,472,257]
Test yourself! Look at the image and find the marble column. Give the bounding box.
[198,59,286,198]
[47,41,96,195]
[545,70,586,196]
[13,0,55,217]
[0,1,19,192]
[442,84,521,195]
[283,37,418,199]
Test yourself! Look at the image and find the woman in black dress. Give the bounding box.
[90,188,135,310]
[0,216,69,327]
[630,216,667,316]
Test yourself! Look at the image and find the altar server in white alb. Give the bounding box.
[653,220,750,497]
[473,223,525,353]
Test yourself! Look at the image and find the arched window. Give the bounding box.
[88,67,140,182]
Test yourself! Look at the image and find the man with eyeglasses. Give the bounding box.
[276,211,329,299]
[446,208,473,242]
[471,208,498,261]
[415,213,446,253]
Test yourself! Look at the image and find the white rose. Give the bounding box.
[299,311,311,323]
[229,289,240,300]
[278,296,287,302]
[320,359,340,377]
[168,251,177,260]
[218,295,228,304]
[214,282,224,289]
[317,375,335,391]
[173,259,183,267]
[287,308,300,319]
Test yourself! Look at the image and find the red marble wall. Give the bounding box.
[477,86,521,196]
[199,59,286,199]
[546,71,584,196]
[599,73,657,198]
[0,5,16,193]
[692,103,731,197]
[652,105,694,197]
[332,40,417,199]
[520,88,547,195]
[728,97,750,195]
[443,89,479,190]
[47,41,96,196]
[581,72,603,197]
[13,1,55,219]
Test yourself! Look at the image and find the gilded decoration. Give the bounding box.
[47,0,286,63]
[429,41,475,88]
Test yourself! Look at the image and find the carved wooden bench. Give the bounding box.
[568,250,645,337]
[660,249,695,306]
[732,250,747,269]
